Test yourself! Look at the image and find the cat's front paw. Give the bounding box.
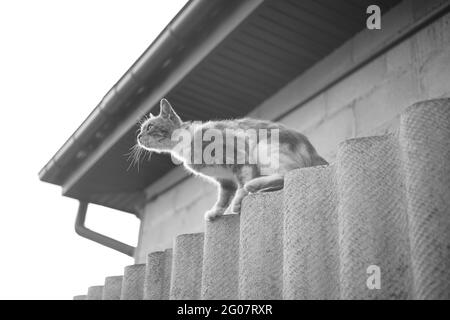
[204,207,226,221]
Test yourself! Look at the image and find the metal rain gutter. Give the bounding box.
[75,201,135,257]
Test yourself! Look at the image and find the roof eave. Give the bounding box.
[38,0,241,185]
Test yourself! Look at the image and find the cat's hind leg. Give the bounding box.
[244,174,284,193]
[230,165,257,214]
[230,188,249,214]
[205,179,237,221]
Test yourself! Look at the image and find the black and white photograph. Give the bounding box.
[0,0,449,306]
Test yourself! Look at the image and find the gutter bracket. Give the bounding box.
[75,201,135,257]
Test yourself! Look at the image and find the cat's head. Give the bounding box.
[137,98,183,152]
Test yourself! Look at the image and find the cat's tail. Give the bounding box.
[312,154,329,166]
[291,131,328,167]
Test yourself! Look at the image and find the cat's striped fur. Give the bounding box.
[137,99,328,221]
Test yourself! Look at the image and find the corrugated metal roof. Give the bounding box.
[40,0,400,214]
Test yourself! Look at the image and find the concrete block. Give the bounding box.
[283,165,339,299]
[399,99,450,299]
[120,264,145,300]
[239,191,284,299]
[419,50,450,99]
[325,57,387,117]
[365,115,401,138]
[144,249,173,300]
[306,106,355,158]
[354,70,421,136]
[136,190,213,263]
[102,276,123,300]
[386,38,414,74]
[170,233,204,300]
[73,295,86,300]
[173,177,213,212]
[179,191,216,223]
[143,191,176,227]
[279,93,326,133]
[86,285,103,300]
[202,214,240,300]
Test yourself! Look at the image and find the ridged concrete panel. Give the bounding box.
[239,191,284,299]
[120,264,145,300]
[202,214,240,299]
[399,99,450,299]
[170,233,204,300]
[102,276,123,300]
[86,286,103,300]
[73,295,87,300]
[144,249,173,300]
[336,134,412,299]
[283,165,339,299]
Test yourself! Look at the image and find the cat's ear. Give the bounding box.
[160,98,173,118]
[160,98,182,124]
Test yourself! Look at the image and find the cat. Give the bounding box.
[136,98,328,221]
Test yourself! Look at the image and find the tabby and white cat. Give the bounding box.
[137,99,328,221]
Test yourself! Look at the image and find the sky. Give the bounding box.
[0,0,187,299]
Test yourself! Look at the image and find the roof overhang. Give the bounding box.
[39,0,399,214]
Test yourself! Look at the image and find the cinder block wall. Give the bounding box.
[135,4,450,263]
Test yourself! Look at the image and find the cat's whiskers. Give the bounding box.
[125,143,150,172]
